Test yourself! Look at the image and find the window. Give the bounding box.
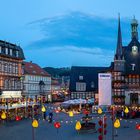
[10,49,12,55]
[91,82,94,88]
[77,93,80,98]
[129,78,131,83]
[0,46,1,53]
[33,71,36,74]
[125,78,128,82]
[79,76,83,80]
[9,64,12,73]
[0,62,1,71]
[15,66,18,74]
[118,76,121,80]
[4,63,7,72]
[76,82,86,91]
[16,51,19,57]
[5,48,8,54]
[132,78,135,83]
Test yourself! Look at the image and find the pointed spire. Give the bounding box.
[116,13,123,59]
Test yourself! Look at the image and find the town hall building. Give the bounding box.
[70,16,140,105]
[112,16,140,105]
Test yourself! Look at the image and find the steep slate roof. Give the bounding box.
[23,61,50,76]
[0,40,25,59]
[69,66,109,92]
[123,37,140,75]
[115,15,123,59]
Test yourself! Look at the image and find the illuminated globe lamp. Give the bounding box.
[114,119,121,128]
[98,108,103,115]
[69,111,74,117]
[41,105,46,113]
[75,121,81,131]
[124,106,129,114]
[32,119,39,128]
[1,112,6,120]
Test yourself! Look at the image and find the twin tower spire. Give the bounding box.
[115,14,139,60]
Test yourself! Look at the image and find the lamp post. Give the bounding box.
[112,106,115,140]
[54,122,61,140]
[97,107,107,140]
[1,112,6,120]
[25,96,28,118]
[41,105,46,120]
[32,119,39,140]
[114,118,121,137]
[6,99,9,121]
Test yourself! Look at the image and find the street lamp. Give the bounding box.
[124,106,129,114]
[32,119,39,140]
[98,107,103,114]
[114,118,121,136]
[41,105,46,120]
[75,121,81,131]
[69,111,74,117]
[1,112,6,120]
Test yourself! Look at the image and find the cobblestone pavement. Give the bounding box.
[0,104,140,140]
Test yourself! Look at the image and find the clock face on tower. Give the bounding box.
[132,45,138,54]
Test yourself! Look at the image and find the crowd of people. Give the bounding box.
[116,108,140,119]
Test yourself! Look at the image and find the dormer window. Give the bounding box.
[33,71,36,73]
[5,48,8,55]
[16,51,19,57]
[10,49,12,55]
[29,65,33,68]
[79,76,83,80]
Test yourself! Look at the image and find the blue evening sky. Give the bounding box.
[0,0,140,67]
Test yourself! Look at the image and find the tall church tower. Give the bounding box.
[131,16,138,40]
[114,15,125,72]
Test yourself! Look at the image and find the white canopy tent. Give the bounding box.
[61,98,94,106]
[0,102,39,110]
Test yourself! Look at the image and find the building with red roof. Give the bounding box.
[23,61,51,101]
